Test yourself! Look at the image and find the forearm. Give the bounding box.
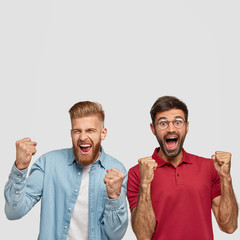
[132,183,156,240]
[218,175,238,233]
[103,191,128,240]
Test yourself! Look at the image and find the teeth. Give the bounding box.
[80,144,91,147]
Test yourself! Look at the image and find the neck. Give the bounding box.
[158,150,183,167]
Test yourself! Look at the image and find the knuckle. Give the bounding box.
[22,145,27,150]
[26,149,32,155]
[17,142,23,147]
[139,157,152,162]
[108,179,113,185]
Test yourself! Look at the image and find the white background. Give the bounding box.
[0,0,240,239]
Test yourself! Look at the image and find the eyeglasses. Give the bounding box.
[155,118,186,130]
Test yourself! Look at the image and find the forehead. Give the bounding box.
[155,108,186,122]
[71,115,103,129]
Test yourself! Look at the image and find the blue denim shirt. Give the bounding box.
[4,147,128,240]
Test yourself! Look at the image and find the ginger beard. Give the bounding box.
[70,115,106,166]
[156,130,187,159]
[73,138,101,166]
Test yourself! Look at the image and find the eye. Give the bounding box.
[159,121,168,126]
[175,120,182,125]
[72,129,81,134]
[87,129,96,133]
[174,119,184,128]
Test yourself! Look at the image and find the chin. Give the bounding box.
[77,155,94,166]
[165,147,182,158]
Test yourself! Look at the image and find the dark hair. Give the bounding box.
[150,96,188,123]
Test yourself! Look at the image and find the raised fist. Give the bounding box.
[15,138,37,170]
[104,168,125,199]
[138,157,158,185]
[212,151,231,178]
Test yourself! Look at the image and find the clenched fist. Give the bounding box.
[15,138,37,170]
[104,168,125,199]
[212,151,231,178]
[138,157,158,185]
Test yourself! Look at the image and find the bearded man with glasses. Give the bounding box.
[127,96,238,240]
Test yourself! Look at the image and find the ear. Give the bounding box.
[186,121,189,134]
[101,128,107,140]
[150,123,156,136]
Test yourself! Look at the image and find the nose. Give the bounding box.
[79,132,89,141]
[168,121,175,132]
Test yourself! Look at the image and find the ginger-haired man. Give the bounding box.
[5,101,128,240]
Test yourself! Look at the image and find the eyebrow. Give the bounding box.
[156,116,184,122]
[71,128,97,131]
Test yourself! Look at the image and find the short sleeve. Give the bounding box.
[210,160,221,200]
[127,166,140,211]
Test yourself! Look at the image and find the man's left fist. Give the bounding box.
[212,151,232,177]
[104,168,125,199]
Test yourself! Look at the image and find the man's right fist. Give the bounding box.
[15,138,37,170]
[138,157,158,185]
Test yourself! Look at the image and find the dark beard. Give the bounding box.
[158,137,183,158]
[157,132,186,159]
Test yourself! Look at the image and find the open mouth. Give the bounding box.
[79,144,92,154]
[165,135,179,150]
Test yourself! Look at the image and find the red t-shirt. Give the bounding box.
[127,148,221,240]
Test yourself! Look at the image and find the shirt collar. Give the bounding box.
[152,147,193,167]
[68,148,76,165]
[68,146,107,168]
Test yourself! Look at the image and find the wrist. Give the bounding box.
[220,174,232,185]
[15,160,29,171]
[108,192,120,199]
[140,181,151,192]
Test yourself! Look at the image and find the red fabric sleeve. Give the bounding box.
[210,160,221,200]
[127,165,141,211]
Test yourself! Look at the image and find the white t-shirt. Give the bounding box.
[67,165,92,240]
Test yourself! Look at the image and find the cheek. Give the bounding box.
[71,135,79,144]
[155,132,164,141]
[179,129,187,139]
[156,129,165,137]
[90,134,101,144]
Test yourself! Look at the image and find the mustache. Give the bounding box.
[77,140,92,145]
[164,132,180,140]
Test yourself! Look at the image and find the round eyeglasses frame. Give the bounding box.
[155,118,186,130]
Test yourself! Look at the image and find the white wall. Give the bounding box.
[0,1,239,239]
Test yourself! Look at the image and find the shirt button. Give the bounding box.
[64,225,68,229]
[68,208,72,211]
[177,174,180,177]
[74,189,78,192]
[78,172,81,175]
[15,191,19,194]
